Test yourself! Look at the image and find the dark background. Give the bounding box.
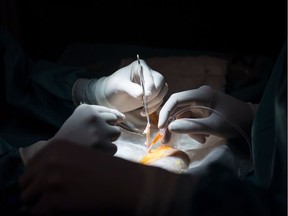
[0,0,287,61]
[0,0,286,149]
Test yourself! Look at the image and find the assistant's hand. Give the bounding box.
[19,104,124,164]
[20,140,197,215]
[158,85,254,144]
[53,103,124,146]
[72,59,168,115]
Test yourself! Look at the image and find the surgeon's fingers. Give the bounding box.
[92,139,118,155]
[139,59,155,96]
[118,79,144,99]
[149,81,168,103]
[158,88,211,128]
[147,70,167,99]
[99,113,122,125]
[141,83,168,116]
[90,105,125,121]
[168,117,215,135]
[158,94,188,128]
[187,134,209,144]
[101,123,121,142]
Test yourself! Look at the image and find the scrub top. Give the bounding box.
[190,43,286,216]
[0,27,101,213]
[250,42,286,203]
[0,25,286,215]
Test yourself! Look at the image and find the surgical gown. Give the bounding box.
[0,25,286,215]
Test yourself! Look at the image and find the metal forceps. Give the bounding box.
[117,120,144,136]
[137,54,150,125]
[80,102,144,136]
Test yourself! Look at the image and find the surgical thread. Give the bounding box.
[160,105,254,178]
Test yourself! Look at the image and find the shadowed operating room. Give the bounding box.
[0,1,286,215]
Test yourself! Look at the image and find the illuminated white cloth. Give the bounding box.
[114,126,229,174]
[115,55,250,176]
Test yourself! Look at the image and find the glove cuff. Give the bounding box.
[72,78,107,106]
[72,78,93,105]
[72,77,116,109]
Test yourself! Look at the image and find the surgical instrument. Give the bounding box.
[137,54,150,125]
[117,120,144,136]
[137,54,152,148]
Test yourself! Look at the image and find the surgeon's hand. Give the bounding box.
[19,104,124,164]
[158,85,254,144]
[20,140,197,216]
[72,59,168,115]
[52,104,124,146]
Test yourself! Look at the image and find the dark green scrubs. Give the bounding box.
[0,27,100,214]
[0,25,286,215]
[190,43,286,216]
[250,42,287,212]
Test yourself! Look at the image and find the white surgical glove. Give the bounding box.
[72,59,168,115]
[158,85,255,144]
[19,104,125,164]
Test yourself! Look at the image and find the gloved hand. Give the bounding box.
[72,59,168,115]
[52,104,124,145]
[19,104,125,164]
[20,140,197,216]
[158,85,255,144]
